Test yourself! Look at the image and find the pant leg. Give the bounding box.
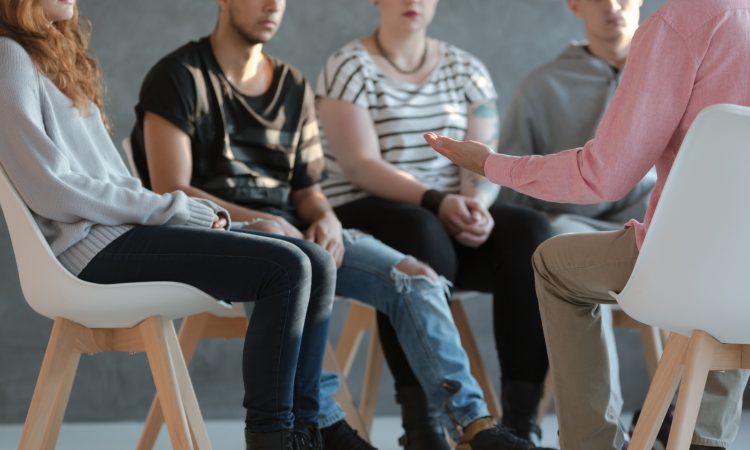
[532,229,638,450]
[335,198,458,394]
[78,226,334,433]
[455,203,552,384]
[693,370,750,447]
[334,230,489,438]
[317,371,345,428]
[547,213,625,417]
[256,232,337,427]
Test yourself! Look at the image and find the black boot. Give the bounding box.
[396,385,451,450]
[295,423,323,450]
[500,380,546,447]
[320,419,376,450]
[689,447,726,450]
[245,429,299,450]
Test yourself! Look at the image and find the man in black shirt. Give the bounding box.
[131,1,549,450]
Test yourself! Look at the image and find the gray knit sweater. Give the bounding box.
[0,38,227,275]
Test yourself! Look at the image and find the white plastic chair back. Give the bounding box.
[121,136,139,178]
[613,104,750,344]
[0,164,229,328]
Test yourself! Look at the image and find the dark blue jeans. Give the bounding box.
[78,226,336,433]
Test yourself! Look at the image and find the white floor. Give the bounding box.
[2,413,750,450]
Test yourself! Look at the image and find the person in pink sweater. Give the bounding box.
[425,0,750,449]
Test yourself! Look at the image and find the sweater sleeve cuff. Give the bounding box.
[185,199,216,228]
[484,153,515,187]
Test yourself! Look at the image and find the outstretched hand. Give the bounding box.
[424,132,493,176]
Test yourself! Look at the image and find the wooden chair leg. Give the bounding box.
[140,317,194,450]
[450,299,502,419]
[358,321,385,434]
[138,314,210,450]
[629,333,689,450]
[164,319,212,449]
[639,324,665,379]
[323,342,370,441]
[336,302,375,375]
[18,318,81,450]
[666,331,720,450]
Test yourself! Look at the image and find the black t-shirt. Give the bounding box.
[131,37,325,225]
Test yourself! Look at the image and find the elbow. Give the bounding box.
[593,183,631,203]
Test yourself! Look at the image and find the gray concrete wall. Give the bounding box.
[0,0,676,423]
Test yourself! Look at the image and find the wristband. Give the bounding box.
[420,189,447,215]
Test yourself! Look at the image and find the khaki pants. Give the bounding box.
[533,228,748,449]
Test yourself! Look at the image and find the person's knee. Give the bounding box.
[295,239,337,283]
[531,234,575,304]
[273,242,313,281]
[394,259,439,282]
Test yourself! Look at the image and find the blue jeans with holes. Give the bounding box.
[317,230,489,437]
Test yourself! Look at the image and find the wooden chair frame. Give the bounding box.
[19,317,209,450]
[629,331,750,450]
[137,309,369,450]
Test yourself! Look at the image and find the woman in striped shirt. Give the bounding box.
[316,1,554,449]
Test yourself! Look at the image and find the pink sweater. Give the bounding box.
[485,0,750,249]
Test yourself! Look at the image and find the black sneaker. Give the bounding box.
[456,417,557,450]
[320,419,377,450]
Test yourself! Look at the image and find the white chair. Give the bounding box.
[610,104,750,450]
[0,164,231,450]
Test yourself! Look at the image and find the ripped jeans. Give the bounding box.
[319,230,489,437]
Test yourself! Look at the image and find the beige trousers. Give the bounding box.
[532,228,748,449]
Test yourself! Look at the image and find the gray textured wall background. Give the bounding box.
[0,0,679,424]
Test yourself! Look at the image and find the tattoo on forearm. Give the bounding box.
[473,103,499,119]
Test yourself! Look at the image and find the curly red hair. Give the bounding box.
[0,0,108,126]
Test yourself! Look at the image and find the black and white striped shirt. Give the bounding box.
[316,39,497,206]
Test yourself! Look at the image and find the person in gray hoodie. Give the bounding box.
[498,0,655,236]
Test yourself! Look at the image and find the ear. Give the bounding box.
[567,0,581,16]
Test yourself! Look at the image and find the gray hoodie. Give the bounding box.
[497,43,655,220]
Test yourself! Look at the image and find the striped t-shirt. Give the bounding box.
[316,39,498,207]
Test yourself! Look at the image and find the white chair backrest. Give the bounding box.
[122,136,139,177]
[0,164,227,328]
[616,104,750,344]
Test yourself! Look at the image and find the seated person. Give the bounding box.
[0,1,334,450]
[496,0,663,444]
[129,1,543,449]
[425,0,750,448]
[316,0,554,447]
[497,0,655,236]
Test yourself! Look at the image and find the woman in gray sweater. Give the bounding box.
[0,1,332,449]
